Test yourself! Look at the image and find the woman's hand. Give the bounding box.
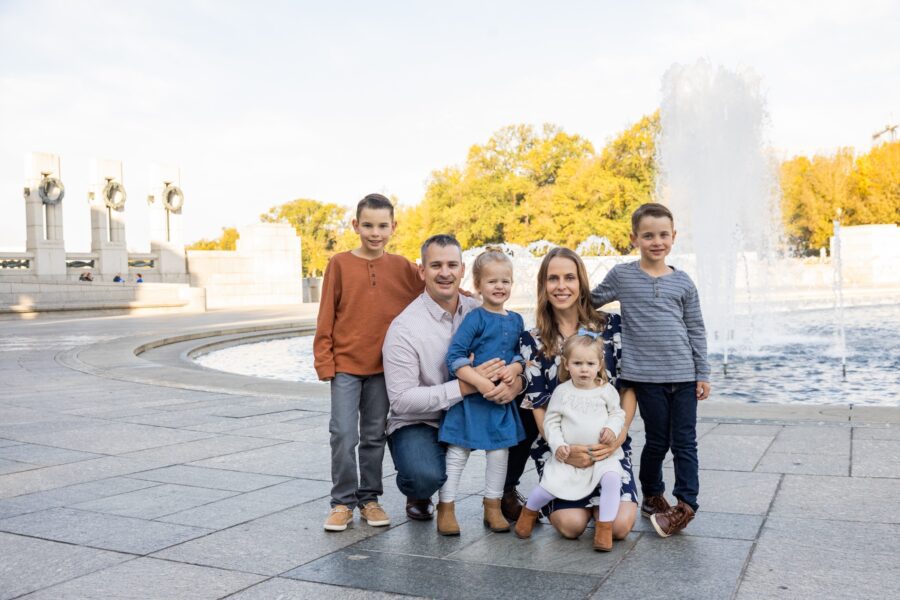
[565,442,620,467]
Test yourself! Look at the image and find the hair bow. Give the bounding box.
[577,327,600,339]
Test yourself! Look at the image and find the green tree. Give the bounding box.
[186,227,239,251]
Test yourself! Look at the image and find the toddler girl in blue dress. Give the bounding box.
[437,249,526,535]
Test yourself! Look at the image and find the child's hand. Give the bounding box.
[598,428,616,445]
[555,444,571,461]
[499,363,523,385]
[696,381,711,401]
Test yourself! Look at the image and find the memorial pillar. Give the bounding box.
[148,163,187,282]
[24,152,67,278]
[89,159,128,279]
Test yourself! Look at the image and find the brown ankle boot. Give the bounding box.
[514,507,540,539]
[436,501,460,536]
[482,497,510,532]
[593,520,613,552]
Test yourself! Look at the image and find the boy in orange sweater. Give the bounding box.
[314,193,423,531]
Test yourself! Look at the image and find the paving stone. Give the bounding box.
[0,439,21,448]
[71,483,237,519]
[768,425,850,455]
[755,451,849,475]
[0,507,211,554]
[189,441,332,480]
[590,534,752,599]
[632,509,763,540]
[158,478,332,529]
[852,438,900,477]
[21,556,265,600]
[230,419,333,442]
[0,458,37,475]
[852,425,900,440]
[128,464,290,491]
[5,421,213,454]
[284,548,601,600]
[706,423,784,436]
[697,434,773,471]
[0,456,166,499]
[0,532,131,600]
[153,499,384,575]
[771,474,900,523]
[737,516,900,599]
[120,435,286,464]
[228,578,421,599]
[676,468,780,515]
[0,443,103,466]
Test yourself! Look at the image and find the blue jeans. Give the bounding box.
[632,381,699,511]
[387,423,447,500]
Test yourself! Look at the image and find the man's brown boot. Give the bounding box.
[482,498,510,532]
[640,494,671,518]
[500,488,525,521]
[514,507,540,539]
[650,500,695,537]
[592,520,614,552]
[436,501,460,536]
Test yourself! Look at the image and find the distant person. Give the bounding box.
[112,274,123,282]
[135,273,143,283]
[436,248,525,536]
[591,202,710,537]
[314,193,424,532]
[78,272,93,282]
[514,332,626,552]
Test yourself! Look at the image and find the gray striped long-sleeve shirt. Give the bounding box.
[591,260,710,383]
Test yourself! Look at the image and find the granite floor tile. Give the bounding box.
[771,474,900,523]
[120,435,286,464]
[691,469,781,515]
[768,425,850,455]
[0,443,103,466]
[697,434,773,471]
[227,577,423,599]
[189,442,332,479]
[736,516,900,599]
[852,425,900,440]
[851,438,900,477]
[0,532,132,600]
[755,451,849,475]
[21,556,265,600]
[0,458,38,475]
[71,483,238,519]
[0,477,161,519]
[590,534,752,599]
[632,509,763,540]
[0,456,167,499]
[8,421,213,454]
[0,507,212,554]
[706,423,784,436]
[283,549,601,600]
[128,464,290,491]
[158,478,332,529]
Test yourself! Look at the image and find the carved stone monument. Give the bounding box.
[148,163,187,282]
[24,152,66,278]
[89,159,128,279]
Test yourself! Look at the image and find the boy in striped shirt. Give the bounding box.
[591,202,710,537]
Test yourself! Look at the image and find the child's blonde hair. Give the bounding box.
[558,330,606,384]
[471,247,513,289]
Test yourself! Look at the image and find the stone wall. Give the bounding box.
[0,280,201,314]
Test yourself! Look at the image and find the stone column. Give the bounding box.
[148,163,187,282]
[24,152,67,279]
[89,159,128,279]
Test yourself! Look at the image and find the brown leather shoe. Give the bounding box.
[514,507,540,539]
[640,494,671,518]
[501,488,525,521]
[592,520,613,552]
[482,497,510,532]
[405,497,434,521]
[436,501,460,536]
[650,500,695,537]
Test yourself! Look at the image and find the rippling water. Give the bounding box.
[195,304,900,406]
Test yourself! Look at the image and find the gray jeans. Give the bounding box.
[329,372,389,508]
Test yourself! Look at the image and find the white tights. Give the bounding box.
[439,445,508,502]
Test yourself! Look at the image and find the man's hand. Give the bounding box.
[483,381,516,405]
[473,357,505,382]
[555,444,571,461]
[598,428,616,445]
[696,381,711,401]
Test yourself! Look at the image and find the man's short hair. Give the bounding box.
[631,202,674,232]
[420,234,462,264]
[356,193,394,220]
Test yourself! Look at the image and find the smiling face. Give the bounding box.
[631,214,676,264]
[544,256,581,312]
[476,260,513,312]
[563,343,603,389]
[420,242,465,307]
[352,207,396,257]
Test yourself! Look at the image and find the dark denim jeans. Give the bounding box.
[632,381,699,511]
[387,423,447,500]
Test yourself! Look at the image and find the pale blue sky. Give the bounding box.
[1,0,898,251]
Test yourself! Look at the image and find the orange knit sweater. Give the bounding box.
[313,251,423,379]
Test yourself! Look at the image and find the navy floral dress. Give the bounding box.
[519,312,638,515]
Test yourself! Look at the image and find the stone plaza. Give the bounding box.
[1,307,898,599]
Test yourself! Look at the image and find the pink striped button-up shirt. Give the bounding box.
[383,291,480,435]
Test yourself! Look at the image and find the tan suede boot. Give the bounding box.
[593,520,613,551]
[514,507,540,539]
[483,497,510,532]
[436,501,460,536]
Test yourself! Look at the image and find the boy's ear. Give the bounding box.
[671,229,677,243]
[351,219,360,233]
[629,231,638,247]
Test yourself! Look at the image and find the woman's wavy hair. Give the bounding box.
[534,247,605,360]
